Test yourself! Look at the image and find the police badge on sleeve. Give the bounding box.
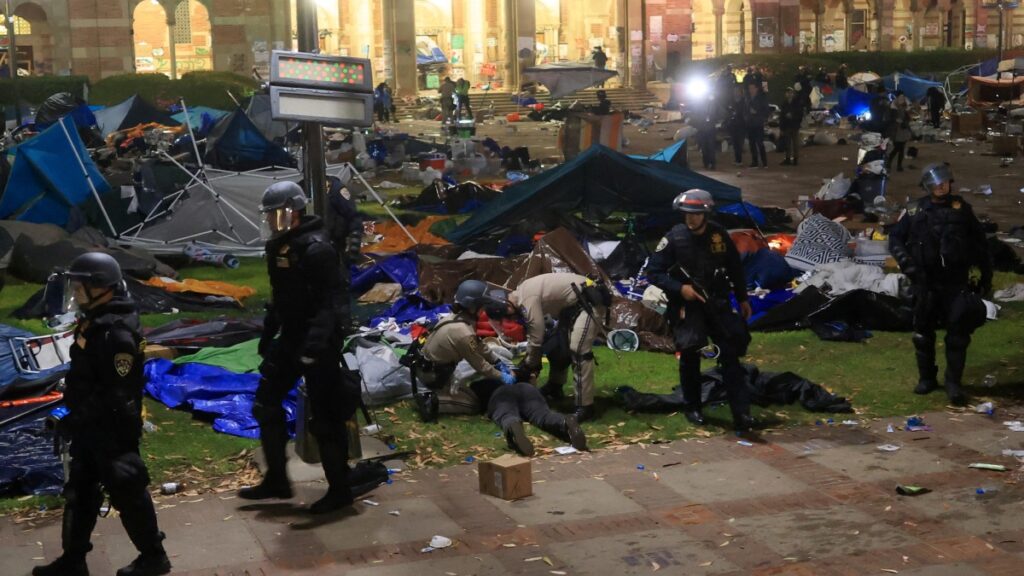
[114,353,134,377]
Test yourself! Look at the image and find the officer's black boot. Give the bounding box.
[944,333,970,406]
[240,420,292,500]
[415,391,439,423]
[679,352,705,426]
[501,419,534,457]
[539,414,588,452]
[116,532,170,576]
[310,439,354,514]
[573,404,595,423]
[912,332,939,395]
[33,555,89,576]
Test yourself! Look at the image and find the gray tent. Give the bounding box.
[245,94,292,142]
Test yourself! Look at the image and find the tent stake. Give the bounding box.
[58,117,118,238]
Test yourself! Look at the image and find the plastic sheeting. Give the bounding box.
[749,285,911,333]
[522,63,619,99]
[145,318,263,351]
[343,338,412,406]
[369,294,451,328]
[744,249,798,290]
[172,339,261,374]
[352,252,419,295]
[94,95,179,137]
[617,364,852,414]
[794,262,903,298]
[0,407,63,496]
[145,358,296,439]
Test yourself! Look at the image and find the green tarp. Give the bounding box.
[445,144,742,244]
[173,339,260,374]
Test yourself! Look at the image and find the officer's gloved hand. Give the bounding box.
[499,363,516,386]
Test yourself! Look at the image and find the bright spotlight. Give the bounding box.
[686,78,710,100]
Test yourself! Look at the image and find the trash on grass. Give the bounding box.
[896,484,931,496]
[969,463,1008,472]
[877,444,902,452]
[554,446,579,455]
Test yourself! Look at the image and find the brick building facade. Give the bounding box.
[2,0,1022,95]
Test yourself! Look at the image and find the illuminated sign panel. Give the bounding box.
[270,51,372,93]
[269,86,373,127]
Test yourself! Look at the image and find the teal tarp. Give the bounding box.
[94,94,179,137]
[0,117,111,228]
[446,144,741,244]
[171,105,228,128]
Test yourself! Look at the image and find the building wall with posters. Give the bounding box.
[2,0,1021,90]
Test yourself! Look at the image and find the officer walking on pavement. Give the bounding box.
[34,253,170,576]
[414,280,587,456]
[647,189,755,433]
[240,181,361,514]
[495,273,610,423]
[889,163,991,406]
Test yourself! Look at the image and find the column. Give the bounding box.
[167,14,177,80]
[715,7,724,56]
[506,0,535,92]
[384,0,416,97]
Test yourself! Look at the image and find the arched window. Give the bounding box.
[0,15,32,35]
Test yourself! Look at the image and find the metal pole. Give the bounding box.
[997,3,1004,64]
[640,0,647,87]
[4,0,21,125]
[296,0,327,217]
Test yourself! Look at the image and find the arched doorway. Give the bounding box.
[172,0,213,75]
[133,0,171,75]
[2,2,51,76]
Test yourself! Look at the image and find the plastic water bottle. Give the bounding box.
[160,482,181,495]
[975,402,995,416]
[983,374,997,388]
[975,487,999,500]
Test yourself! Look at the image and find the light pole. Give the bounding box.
[3,0,21,126]
[295,0,327,217]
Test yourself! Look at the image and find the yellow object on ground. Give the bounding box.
[144,276,257,302]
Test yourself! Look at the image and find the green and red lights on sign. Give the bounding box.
[268,50,374,126]
[277,57,366,87]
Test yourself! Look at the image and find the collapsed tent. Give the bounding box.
[94,94,179,137]
[0,406,64,496]
[205,109,293,171]
[0,325,69,399]
[145,318,263,352]
[0,117,113,232]
[617,364,852,414]
[632,139,688,167]
[882,72,943,102]
[402,181,501,214]
[171,105,228,130]
[245,94,291,142]
[522,63,619,99]
[34,92,97,133]
[446,145,742,244]
[750,285,911,333]
[834,87,875,117]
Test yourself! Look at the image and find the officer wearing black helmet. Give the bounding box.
[415,280,587,456]
[646,189,755,434]
[34,252,170,576]
[240,181,360,514]
[889,163,991,406]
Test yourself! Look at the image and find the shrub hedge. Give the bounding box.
[0,75,89,106]
[90,71,259,110]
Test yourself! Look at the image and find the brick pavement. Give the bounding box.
[4,410,1023,575]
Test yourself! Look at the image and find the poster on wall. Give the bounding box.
[650,15,662,41]
[253,40,270,79]
[823,30,844,52]
[759,34,775,48]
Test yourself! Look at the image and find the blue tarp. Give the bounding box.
[882,72,943,102]
[417,46,447,66]
[743,248,798,290]
[351,252,419,295]
[144,359,297,439]
[447,145,743,244]
[834,87,874,117]
[369,295,451,328]
[0,408,63,496]
[0,117,112,227]
[631,139,687,165]
[0,325,69,399]
[718,202,766,226]
[204,109,293,171]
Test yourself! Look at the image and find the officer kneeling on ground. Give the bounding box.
[889,163,991,406]
[647,189,755,434]
[34,253,170,576]
[412,280,587,456]
[240,181,361,514]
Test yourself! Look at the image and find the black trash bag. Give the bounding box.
[810,320,872,342]
[616,363,853,414]
[350,459,389,499]
[600,238,650,280]
[0,408,63,497]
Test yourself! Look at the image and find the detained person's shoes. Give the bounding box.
[504,421,534,457]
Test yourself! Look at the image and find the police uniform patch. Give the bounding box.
[655,237,669,252]
[114,353,134,377]
[952,200,962,210]
[340,187,352,200]
[710,233,726,254]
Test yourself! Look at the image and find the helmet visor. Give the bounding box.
[263,207,295,237]
[59,274,86,315]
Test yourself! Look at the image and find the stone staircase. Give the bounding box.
[394,86,662,119]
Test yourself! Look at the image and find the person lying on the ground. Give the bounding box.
[409,280,588,457]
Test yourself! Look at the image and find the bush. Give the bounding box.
[91,71,258,110]
[0,75,90,105]
[679,49,998,103]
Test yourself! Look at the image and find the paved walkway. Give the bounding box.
[5,410,1024,575]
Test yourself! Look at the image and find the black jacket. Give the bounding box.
[780,97,805,131]
[263,216,348,356]
[889,195,992,288]
[745,91,770,127]
[65,296,145,454]
[647,221,747,323]
[325,176,364,266]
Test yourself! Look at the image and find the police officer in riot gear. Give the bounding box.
[415,280,587,456]
[34,253,170,576]
[647,189,754,433]
[323,175,364,267]
[889,163,991,406]
[241,181,360,514]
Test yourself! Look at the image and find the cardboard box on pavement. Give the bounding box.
[991,134,1021,156]
[478,454,532,500]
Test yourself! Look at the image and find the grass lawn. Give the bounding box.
[2,250,1022,514]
